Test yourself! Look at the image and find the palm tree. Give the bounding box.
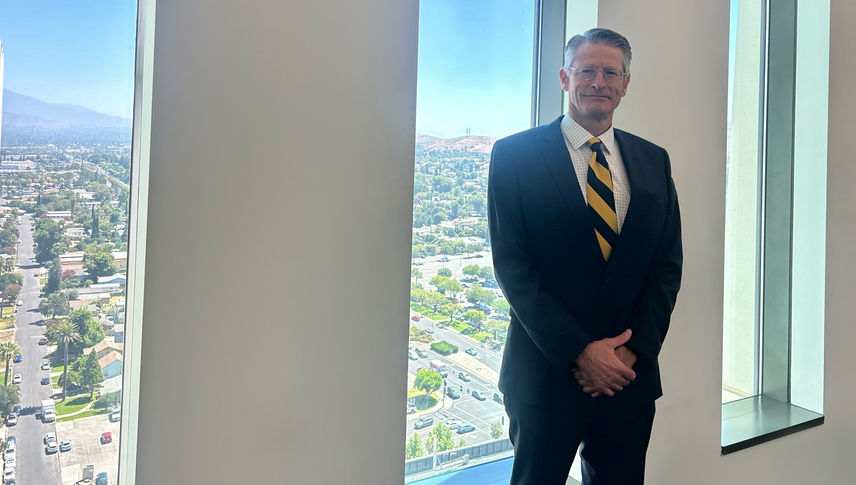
[48,322,79,402]
[0,341,21,386]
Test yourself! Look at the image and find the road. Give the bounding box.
[11,214,62,484]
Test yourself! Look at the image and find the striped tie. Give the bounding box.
[586,137,618,261]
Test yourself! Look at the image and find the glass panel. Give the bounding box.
[405,0,534,480]
[722,0,764,404]
[0,2,138,483]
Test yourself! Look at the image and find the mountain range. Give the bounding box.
[416,134,496,154]
[1,89,130,129]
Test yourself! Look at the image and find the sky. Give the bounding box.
[416,0,535,138]
[0,0,137,118]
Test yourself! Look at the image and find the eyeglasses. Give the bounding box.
[567,66,626,83]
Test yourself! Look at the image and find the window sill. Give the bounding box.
[721,395,823,454]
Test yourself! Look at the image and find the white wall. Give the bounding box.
[135,0,856,483]
[135,1,418,483]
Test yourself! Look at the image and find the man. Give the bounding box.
[488,28,682,485]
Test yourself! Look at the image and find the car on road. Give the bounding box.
[109,410,121,422]
[41,377,50,385]
[493,392,504,404]
[457,423,476,434]
[407,350,419,360]
[415,348,428,358]
[424,327,434,334]
[465,348,477,356]
[96,472,109,485]
[446,387,461,399]
[45,440,58,454]
[11,374,20,385]
[12,354,21,364]
[41,361,50,370]
[413,416,434,430]
[471,390,487,401]
[38,337,47,345]
[411,315,421,321]
[44,432,56,444]
[458,371,471,382]
[3,457,14,471]
[406,403,416,414]
[101,432,112,444]
[59,440,72,452]
[439,256,449,262]
[5,414,16,427]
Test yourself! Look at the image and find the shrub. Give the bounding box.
[472,332,492,342]
[94,391,121,409]
[430,341,459,355]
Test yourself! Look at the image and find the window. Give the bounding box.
[721,0,828,453]
[404,0,595,483]
[0,1,152,482]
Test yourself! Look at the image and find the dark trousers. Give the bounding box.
[505,397,656,485]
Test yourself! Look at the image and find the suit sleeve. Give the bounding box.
[488,142,593,372]
[624,150,683,368]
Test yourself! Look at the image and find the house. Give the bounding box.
[65,227,86,238]
[112,252,128,271]
[98,351,123,379]
[84,340,124,360]
[113,324,125,343]
[97,274,127,287]
[44,211,72,221]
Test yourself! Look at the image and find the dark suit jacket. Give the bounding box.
[487,116,682,409]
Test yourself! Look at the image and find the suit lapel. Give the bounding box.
[539,117,607,268]
[605,129,647,276]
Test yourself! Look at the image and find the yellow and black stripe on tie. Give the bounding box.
[586,137,618,261]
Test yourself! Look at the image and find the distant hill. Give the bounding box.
[1,89,130,129]
[416,134,496,154]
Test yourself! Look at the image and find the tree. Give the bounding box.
[91,206,100,238]
[34,218,68,264]
[68,308,105,347]
[2,284,21,304]
[465,284,495,310]
[414,368,442,398]
[405,433,425,459]
[0,273,22,289]
[423,291,449,312]
[457,438,466,449]
[411,267,422,281]
[490,420,504,439]
[39,291,70,319]
[484,319,510,340]
[437,267,452,278]
[83,246,116,279]
[430,423,455,451]
[477,266,495,282]
[46,321,79,401]
[492,298,510,317]
[424,432,435,455]
[439,303,462,323]
[0,342,20,387]
[45,257,62,295]
[463,309,486,330]
[0,385,20,416]
[75,352,104,398]
[462,264,480,277]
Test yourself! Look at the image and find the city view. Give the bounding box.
[0,2,137,483]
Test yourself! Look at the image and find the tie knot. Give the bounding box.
[586,137,603,152]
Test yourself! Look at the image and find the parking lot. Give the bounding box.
[56,413,120,484]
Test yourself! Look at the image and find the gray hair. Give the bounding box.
[563,28,632,75]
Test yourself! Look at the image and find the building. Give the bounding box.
[98,351,123,379]
[84,340,124,360]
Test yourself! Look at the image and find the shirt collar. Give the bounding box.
[561,113,617,155]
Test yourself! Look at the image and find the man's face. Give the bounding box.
[559,42,630,127]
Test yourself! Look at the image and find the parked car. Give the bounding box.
[406,403,416,414]
[95,472,109,485]
[41,361,50,370]
[59,440,72,452]
[3,468,14,484]
[471,390,487,401]
[100,432,112,444]
[45,441,58,454]
[11,374,21,385]
[12,354,21,364]
[445,420,462,430]
[415,349,428,358]
[15,300,22,307]
[44,432,56,444]
[457,423,476,434]
[424,328,434,334]
[446,387,461,399]
[493,392,504,404]
[413,416,434,430]
[41,377,50,385]
[2,448,14,461]
[458,371,471,382]
[38,337,47,345]
[465,348,477,356]
[411,315,421,321]
[407,350,419,360]
[5,436,14,446]
[11,405,19,415]
[109,410,121,422]
[5,414,16,426]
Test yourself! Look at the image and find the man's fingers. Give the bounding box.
[607,329,632,348]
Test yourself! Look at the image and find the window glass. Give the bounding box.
[405,0,533,479]
[0,2,137,483]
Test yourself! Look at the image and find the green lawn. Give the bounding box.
[57,408,106,423]
[55,395,93,416]
[0,317,13,330]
